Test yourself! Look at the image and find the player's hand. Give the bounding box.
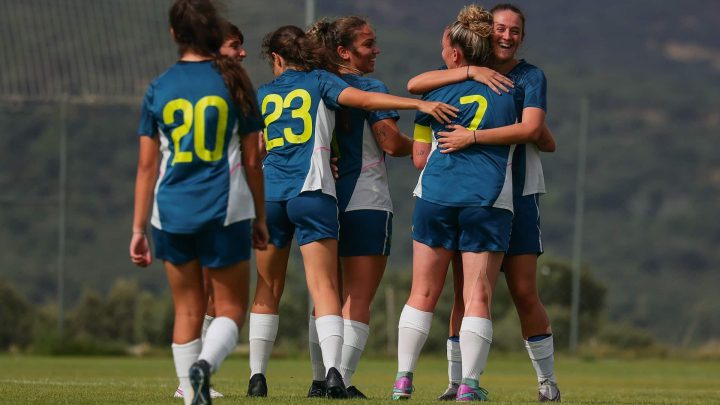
[330,157,339,180]
[129,233,152,267]
[252,219,269,251]
[469,66,513,95]
[437,124,475,153]
[418,101,458,124]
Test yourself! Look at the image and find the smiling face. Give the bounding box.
[492,9,524,63]
[220,37,247,61]
[341,24,380,73]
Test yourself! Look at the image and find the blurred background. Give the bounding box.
[0,0,718,356]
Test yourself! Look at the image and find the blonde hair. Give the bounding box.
[447,4,493,66]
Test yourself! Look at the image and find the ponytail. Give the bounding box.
[213,56,260,120]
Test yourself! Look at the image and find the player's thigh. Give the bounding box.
[207,260,250,321]
[341,254,388,302]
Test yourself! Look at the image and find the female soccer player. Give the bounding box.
[173,18,252,402]
[406,3,560,402]
[392,5,517,401]
[129,1,267,404]
[245,25,457,399]
[294,16,414,399]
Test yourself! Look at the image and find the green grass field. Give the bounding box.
[0,354,718,404]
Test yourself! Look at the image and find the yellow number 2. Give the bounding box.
[162,96,229,165]
[261,89,313,151]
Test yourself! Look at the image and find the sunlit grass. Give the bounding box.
[0,354,718,404]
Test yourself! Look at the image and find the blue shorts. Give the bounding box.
[339,209,392,257]
[507,194,543,256]
[266,190,339,247]
[412,198,512,253]
[152,219,251,269]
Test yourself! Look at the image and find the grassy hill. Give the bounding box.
[1,0,719,345]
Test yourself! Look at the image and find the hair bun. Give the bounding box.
[457,4,493,37]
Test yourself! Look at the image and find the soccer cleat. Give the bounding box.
[174,386,223,399]
[391,372,414,400]
[325,367,349,399]
[247,373,268,397]
[456,380,489,402]
[209,387,224,398]
[307,380,327,398]
[346,385,368,399]
[189,360,212,405]
[437,382,459,401]
[538,379,561,402]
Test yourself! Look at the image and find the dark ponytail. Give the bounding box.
[261,25,329,72]
[212,57,260,118]
[169,0,259,121]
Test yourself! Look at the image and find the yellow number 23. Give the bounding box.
[261,89,313,151]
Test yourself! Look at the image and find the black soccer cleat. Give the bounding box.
[325,367,349,399]
[346,385,368,399]
[189,360,212,405]
[307,380,327,398]
[247,373,268,397]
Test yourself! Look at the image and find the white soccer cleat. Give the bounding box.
[538,379,561,402]
[174,385,224,399]
[209,386,224,398]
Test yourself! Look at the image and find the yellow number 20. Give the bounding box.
[261,89,313,151]
[162,96,229,165]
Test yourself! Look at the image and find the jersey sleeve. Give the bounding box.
[413,123,432,143]
[316,70,350,110]
[137,85,157,137]
[522,68,547,112]
[364,79,400,125]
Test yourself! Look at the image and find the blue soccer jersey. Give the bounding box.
[137,60,263,233]
[413,80,517,211]
[334,74,399,213]
[508,60,547,196]
[257,69,350,201]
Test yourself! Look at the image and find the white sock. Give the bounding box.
[447,337,461,384]
[340,319,369,387]
[172,339,202,405]
[525,335,556,383]
[248,313,279,376]
[459,317,493,382]
[201,315,214,342]
[308,316,326,380]
[198,316,238,373]
[315,315,344,373]
[397,305,433,373]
